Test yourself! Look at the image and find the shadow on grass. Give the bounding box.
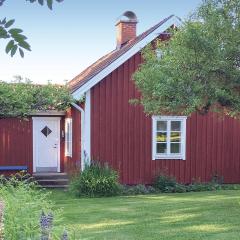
[50,190,240,240]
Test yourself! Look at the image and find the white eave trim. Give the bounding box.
[31,110,66,116]
[72,15,182,99]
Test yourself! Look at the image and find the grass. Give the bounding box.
[50,190,240,240]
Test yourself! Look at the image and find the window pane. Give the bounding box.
[157,121,167,131]
[157,143,167,154]
[171,143,180,153]
[156,132,167,142]
[171,121,181,131]
[170,132,181,142]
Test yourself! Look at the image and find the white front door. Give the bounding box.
[33,117,61,172]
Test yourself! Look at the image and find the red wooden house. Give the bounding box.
[1,12,240,184]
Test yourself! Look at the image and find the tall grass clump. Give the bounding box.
[69,162,121,197]
[0,172,62,240]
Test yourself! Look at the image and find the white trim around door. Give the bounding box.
[32,117,61,173]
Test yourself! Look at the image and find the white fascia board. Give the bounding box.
[72,16,182,99]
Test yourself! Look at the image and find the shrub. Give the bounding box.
[153,173,225,193]
[0,82,73,118]
[0,172,62,240]
[186,181,221,192]
[147,186,158,194]
[173,183,187,193]
[154,173,177,192]
[132,184,149,194]
[121,184,157,195]
[69,162,121,197]
[211,173,224,185]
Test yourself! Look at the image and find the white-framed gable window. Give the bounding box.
[65,118,72,157]
[152,116,187,160]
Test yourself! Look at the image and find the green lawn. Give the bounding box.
[50,190,240,240]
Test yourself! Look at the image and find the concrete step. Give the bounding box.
[33,173,69,180]
[37,179,69,186]
[33,172,69,189]
[41,185,69,189]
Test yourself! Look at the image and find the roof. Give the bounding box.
[69,15,181,96]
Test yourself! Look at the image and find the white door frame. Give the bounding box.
[32,117,61,173]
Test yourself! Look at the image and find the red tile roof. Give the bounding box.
[69,15,174,93]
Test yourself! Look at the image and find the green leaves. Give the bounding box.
[0,81,73,118]
[4,19,15,28]
[1,0,64,57]
[5,40,14,53]
[9,28,23,35]
[0,26,8,38]
[0,18,31,57]
[19,48,24,58]
[0,174,62,239]
[133,0,240,117]
[10,44,17,57]
[26,0,64,10]
[47,0,53,10]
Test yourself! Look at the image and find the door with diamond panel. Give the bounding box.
[33,117,60,172]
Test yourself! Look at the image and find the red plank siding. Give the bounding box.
[91,52,240,184]
[0,117,66,174]
[0,118,33,174]
[65,107,82,172]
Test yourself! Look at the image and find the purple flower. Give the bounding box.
[61,230,68,240]
[40,211,54,240]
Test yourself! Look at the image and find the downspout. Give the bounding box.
[71,102,85,171]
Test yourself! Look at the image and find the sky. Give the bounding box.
[0,0,203,84]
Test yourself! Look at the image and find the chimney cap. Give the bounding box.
[116,11,138,25]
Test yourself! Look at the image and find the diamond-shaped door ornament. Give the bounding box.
[41,126,52,137]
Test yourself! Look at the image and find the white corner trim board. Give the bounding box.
[71,102,85,170]
[72,15,182,99]
[71,91,91,170]
[84,90,91,167]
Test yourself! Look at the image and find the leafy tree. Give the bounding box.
[0,0,64,57]
[0,80,73,118]
[134,0,240,117]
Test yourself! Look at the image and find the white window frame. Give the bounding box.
[65,118,72,157]
[152,116,187,160]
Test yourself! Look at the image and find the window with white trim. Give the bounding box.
[152,116,187,160]
[65,118,72,157]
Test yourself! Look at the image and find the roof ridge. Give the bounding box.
[69,15,175,93]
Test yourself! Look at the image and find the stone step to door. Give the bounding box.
[37,179,69,186]
[33,172,69,189]
[41,185,69,189]
[33,172,69,180]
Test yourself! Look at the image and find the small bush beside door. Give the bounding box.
[69,162,121,197]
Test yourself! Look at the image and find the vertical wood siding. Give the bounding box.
[91,52,240,184]
[65,107,81,172]
[0,118,33,174]
[0,117,66,174]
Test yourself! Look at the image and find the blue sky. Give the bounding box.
[0,0,202,84]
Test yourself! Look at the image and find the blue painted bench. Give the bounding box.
[0,166,28,171]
